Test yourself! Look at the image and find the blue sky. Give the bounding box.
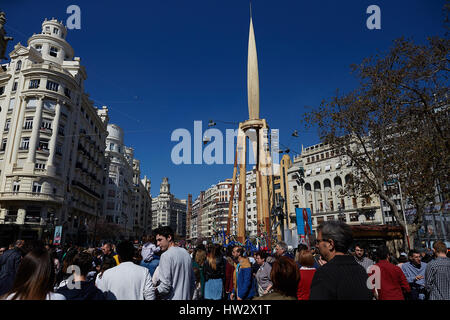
[2,0,446,199]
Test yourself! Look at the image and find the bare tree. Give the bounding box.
[304,34,449,247]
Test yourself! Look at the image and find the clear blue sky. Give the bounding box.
[2,0,446,199]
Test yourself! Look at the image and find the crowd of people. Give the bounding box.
[0,221,449,300]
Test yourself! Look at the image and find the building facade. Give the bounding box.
[131,159,151,239]
[151,177,186,237]
[0,19,109,245]
[291,142,384,231]
[103,124,134,239]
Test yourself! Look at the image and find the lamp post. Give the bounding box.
[46,213,58,245]
[277,195,286,241]
[338,204,345,222]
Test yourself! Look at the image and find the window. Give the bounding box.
[49,46,59,57]
[29,79,40,89]
[26,98,38,108]
[24,118,33,130]
[46,80,59,92]
[1,139,6,151]
[64,87,71,98]
[58,125,65,136]
[8,98,15,110]
[56,144,63,155]
[13,181,20,193]
[0,86,4,95]
[32,182,42,193]
[43,100,56,110]
[53,28,59,35]
[352,198,357,209]
[4,118,10,131]
[41,119,52,130]
[45,26,50,33]
[293,185,297,192]
[12,82,17,92]
[35,162,46,170]
[109,143,114,151]
[37,139,49,151]
[34,44,42,53]
[16,61,22,71]
[20,137,30,150]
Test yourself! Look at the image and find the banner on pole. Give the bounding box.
[296,208,313,247]
[53,225,62,246]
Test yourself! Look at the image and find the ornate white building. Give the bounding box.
[131,159,152,238]
[0,19,109,244]
[288,142,384,235]
[151,177,186,237]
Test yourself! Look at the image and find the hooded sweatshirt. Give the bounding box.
[57,281,106,300]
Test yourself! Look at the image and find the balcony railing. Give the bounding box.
[0,192,64,202]
[40,127,52,134]
[37,147,49,153]
[4,215,17,223]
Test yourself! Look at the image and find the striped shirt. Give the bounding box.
[425,257,450,300]
[354,256,374,272]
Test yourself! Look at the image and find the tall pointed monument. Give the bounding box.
[227,6,275,246]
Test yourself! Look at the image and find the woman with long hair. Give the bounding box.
[2,248,65,300]
[203,244,225,300]
[192,247,206,299]
[224,245,235,300]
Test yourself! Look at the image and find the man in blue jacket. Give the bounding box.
[231,246,256,300]
[0,240,24,296]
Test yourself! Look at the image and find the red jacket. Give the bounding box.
[225,261,235,293]
[297,267,316,300]
[375,260,410,300]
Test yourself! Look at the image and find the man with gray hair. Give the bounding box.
[309,221,373,300]
[275,241,294,260]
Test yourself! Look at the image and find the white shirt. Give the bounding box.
[156,246,195,300]
[141,242,160,262]
[96,261,155,300]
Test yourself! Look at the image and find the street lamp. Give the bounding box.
[46,213,58,245]
[277,195,286,241]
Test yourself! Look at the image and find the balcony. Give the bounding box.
[0,192,64,203]
[40,127,52,134]
[25,216,41,224]
[4,215,17,223]
[71,180,100,199]
[36,149,50,155]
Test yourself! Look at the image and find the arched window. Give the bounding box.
[16,60,22,71]
[334,176,343,187]
[314,181,321,190]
